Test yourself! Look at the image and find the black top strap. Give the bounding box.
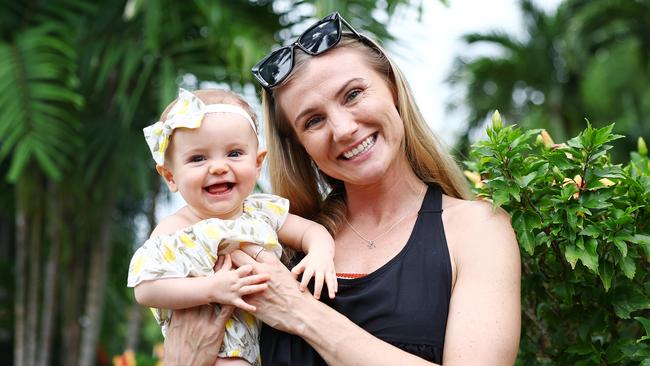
[418,183,443,214]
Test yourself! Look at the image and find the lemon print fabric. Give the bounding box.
[126,193,289,366]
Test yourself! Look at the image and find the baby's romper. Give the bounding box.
[127,193,289,366]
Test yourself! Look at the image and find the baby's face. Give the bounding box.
[163,112,264,220]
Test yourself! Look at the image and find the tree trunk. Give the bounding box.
[14,185,27,366]
[125,182,159,351]
[125,304,144,351]
[77,202,114,366]
[37,183,61,366]
[25,192,42,366]
[61,253,83,366]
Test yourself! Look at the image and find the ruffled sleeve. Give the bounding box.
[127,228,221,288]
[243,193,290,231]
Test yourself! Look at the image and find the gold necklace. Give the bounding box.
[344,185,426,249]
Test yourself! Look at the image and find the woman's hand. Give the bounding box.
[163,303,234,366]
[161,255,236,365]
[230,248,312,334]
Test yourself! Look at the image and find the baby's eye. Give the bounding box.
[345,89,362,103]
[189,155,205,163]
[228,150,243,158]
[305,116,323,130]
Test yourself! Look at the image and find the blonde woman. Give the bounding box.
[165,12,521,366]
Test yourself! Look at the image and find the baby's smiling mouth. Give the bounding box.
[205,182,234,194]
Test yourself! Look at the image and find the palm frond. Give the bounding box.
[0,22,83,182]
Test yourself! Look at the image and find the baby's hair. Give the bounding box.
[159,89,259,165]
[160,88,258,130]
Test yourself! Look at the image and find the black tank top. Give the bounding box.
[260,184,452,364]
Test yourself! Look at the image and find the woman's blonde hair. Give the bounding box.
[262,35,470,234]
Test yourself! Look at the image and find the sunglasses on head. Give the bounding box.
[251,12,366,91]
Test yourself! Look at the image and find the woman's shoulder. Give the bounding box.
[441,195,518,259]
[442,196,511,225]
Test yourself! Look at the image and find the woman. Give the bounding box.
[166,12,521,365]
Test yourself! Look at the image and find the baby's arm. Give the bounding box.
[134,255,269,312]
[132,213,269,312]
[277,214,337,299]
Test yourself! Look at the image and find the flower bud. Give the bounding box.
[639,137,648,156]
[463,170,484,188]
[540,130,554,149]
[491,110,503,130]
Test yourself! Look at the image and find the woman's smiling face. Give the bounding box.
[275,46,408,186]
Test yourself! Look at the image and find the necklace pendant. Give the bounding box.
[367,240,376,249]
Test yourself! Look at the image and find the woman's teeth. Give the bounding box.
[343,135,375,159]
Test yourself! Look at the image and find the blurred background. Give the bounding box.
[1,0,648,365]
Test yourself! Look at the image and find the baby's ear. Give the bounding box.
[256,149,267,174]
[156,164,178,192]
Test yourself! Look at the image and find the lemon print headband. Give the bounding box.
[143,88,257,165]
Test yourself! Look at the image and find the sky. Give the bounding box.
[387,0,562,146]
[153,0,563,222]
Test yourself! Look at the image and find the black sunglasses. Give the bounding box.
[251,12,365,91]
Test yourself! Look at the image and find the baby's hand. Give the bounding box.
[291,250,337,299]
[210,254,270,312]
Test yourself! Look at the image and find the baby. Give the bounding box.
[127,88,337,366]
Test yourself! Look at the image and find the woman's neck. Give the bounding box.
[344,165,426,225]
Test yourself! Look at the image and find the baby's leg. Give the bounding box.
[213,357,251,366]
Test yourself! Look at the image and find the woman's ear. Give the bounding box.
[156,164,178,192]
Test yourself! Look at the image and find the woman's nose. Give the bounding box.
[330,112,359,142]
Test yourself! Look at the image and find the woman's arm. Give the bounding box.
[230,249,439,366]
[163,303,235,366]
[440,200,521,365]
[231,199,521,366]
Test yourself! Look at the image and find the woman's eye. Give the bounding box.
[189,155,205,163]
[305,116,323,130]
[345,89,361,103]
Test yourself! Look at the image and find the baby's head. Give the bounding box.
[144,88,266,220]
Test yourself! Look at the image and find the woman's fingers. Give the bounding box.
[222,254,233,271]
[213,255,225,272]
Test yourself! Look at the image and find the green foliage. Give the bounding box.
[466,113,650,365]
[449,0,650,160]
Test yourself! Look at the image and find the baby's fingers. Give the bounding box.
[313,271,324,299]
[300,267,314,293]
[235,264,253,277]
[233,298,256,313]
[240,283,268,296]
[290,261,305,280]
[241,273,270,286]
[326,271,338,299]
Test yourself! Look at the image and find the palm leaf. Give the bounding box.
[0,22,83,182]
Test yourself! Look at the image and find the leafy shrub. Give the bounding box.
[465,112,650,365]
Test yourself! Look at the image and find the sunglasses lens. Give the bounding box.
[258,47,293,87]
[298,19,340,54]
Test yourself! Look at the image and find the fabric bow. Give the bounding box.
[143,88,257,165]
